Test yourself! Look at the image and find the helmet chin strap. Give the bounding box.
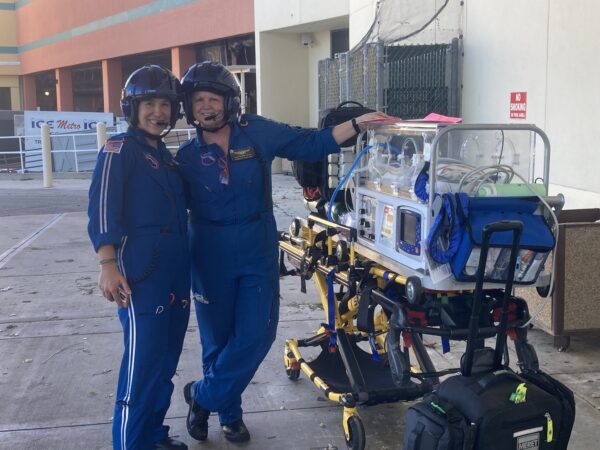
[197,122,229,133]
[138,124,173,141]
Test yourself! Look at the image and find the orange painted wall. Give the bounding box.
[17,0,254,74]
[16,0,151,45]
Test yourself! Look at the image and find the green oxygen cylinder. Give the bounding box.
[476,183,547,197]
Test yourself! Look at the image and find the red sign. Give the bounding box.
[510,92,527,119]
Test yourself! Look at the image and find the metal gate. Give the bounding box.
[318,38,461,119]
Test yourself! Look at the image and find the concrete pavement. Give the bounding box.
[0,175,599,449]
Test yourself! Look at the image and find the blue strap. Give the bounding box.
[369,335,381,362]
[414,161,430,202]
[326,268,337,349]
[427,193,469,264]
[441,336,451,354]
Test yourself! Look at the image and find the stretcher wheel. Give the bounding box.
[536,283,554,298]
[345,416,366,450]
[405,276,422,304]
[286,368,300,380]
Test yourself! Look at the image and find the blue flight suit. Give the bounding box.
[175,114,340,426]
[88,127,190,450]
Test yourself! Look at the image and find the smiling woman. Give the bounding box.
[191,91,224,129]
[87,65,190,450]
[175,61,389,444]
[137,98,173,140]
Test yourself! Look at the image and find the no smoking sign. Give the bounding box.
[510,92,527,119]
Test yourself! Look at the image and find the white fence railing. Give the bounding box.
[0,128,196,173]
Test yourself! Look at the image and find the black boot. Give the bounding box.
[154,437,188,449]
[222,420,250,443]
[183,381,210,441]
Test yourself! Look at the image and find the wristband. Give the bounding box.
[99,258,117,266]
[351,118,361,135]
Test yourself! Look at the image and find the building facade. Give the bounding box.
[10,0,255,115]
[0,1,19,110]
[255,0,600,207]
[0,0,597,206]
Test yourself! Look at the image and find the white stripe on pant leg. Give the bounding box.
[117,238,136,449]
[118,237,126,447]
[123,300,136,448]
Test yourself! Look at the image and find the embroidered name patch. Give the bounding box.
[229,147,256,161]
[103,139,124,153]
[200,151,217,166]
[143,153,159,169]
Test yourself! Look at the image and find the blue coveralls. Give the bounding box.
[88,127,190,450]
[175,114,340,426]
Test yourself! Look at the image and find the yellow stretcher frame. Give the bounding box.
[279,216,436,450]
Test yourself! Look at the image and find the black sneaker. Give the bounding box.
[183,382,210,441]
[154,437,188,449]
[221,420,250,443]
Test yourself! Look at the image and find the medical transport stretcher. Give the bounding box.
[279,120,564,450]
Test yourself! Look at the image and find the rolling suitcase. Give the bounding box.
[405,221,574,450]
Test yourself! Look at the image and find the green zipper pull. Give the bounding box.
[430,401,446,415]
[545,412,554,442]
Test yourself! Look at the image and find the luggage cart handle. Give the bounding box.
[482,220,524,235]
[464,220,524,377]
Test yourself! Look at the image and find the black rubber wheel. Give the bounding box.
[536,283,554,298]
[406,276,422,304]
[336,240,349,263]
[345,416,366,450]
[286,368,300,380]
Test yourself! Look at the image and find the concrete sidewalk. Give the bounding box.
[0,175,599,449]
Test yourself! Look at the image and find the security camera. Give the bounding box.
[301,33,314,47]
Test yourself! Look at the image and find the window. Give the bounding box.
[331,29,349,57]
[0,87,11,110]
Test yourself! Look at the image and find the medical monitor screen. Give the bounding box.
[401,212,417,245]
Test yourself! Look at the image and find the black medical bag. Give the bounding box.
[435,369,566,450]
[291,101,373,202]
[404,221,574,450]
[403,392,475,449]
[518,369,576,449]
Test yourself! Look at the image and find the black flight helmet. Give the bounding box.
[181,61,241,126]
[121,65,182,129]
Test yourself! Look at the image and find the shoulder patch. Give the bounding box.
[103,138,124,154]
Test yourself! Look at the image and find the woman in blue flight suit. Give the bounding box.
[88,65,190,450]
[176,61,388,443]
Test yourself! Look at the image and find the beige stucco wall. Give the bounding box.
[0,6,20,109]
[255,0,348,172]
[462,0,600,207]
